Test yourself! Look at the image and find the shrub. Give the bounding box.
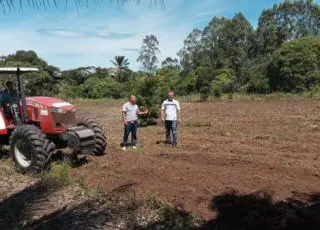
[200,84,211,101]
[175,71,197,96]
[131,76,172,118]
[211,68,236,94]
[243,66,270,94]
[213,85,222,99]
[267,37,320,92]
[84,77,123,99]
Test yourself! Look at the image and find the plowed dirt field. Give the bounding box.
[73,97,320,218]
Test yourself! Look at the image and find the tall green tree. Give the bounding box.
[257,0,320,55]
[137,34,160,74]
[0,50,60,96]
[267,36,320,92]
[161,57,180,70]
[111,56,130,81]
[201,17,229,69]
[177,28,202,74]
[218,13,254,76]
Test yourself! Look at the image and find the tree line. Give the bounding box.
[0,0,320,116]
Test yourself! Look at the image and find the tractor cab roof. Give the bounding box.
[0,67,39,75]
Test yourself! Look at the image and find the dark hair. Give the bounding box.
[6,81,12,86]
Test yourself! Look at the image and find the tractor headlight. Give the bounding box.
[51,107,67,114]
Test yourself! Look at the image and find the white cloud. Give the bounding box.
[40,29,87,37]
[0,0,225,71]
[196,9,226,18]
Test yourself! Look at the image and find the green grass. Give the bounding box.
[39,161,72,186]
[177,92,320,102]
[65,91,320,107]
[68,97,125,106]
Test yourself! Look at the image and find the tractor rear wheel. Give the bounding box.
[9,124,56,173]
[76,116,107,156]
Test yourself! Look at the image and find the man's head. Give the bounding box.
[6,81,13,90]
[167,90,174,101]
[129,95,137,104]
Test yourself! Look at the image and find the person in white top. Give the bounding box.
[121,95,147,150]
[161,90,181,146]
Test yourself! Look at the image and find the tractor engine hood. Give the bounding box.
[26,96,75,112]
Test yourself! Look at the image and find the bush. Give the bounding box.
[175,71,197,96]
[57,83,85,99]
[84,77,123,99]
[213,85,222,99]
[211,68,236,93]
[243,65,270,94]
[267,37,320,92]
[200,84,211,101]
[131,76,171,118]
[308,83,320,98]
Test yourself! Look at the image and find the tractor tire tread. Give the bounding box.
[77,116,107,156]
[9,124,56,174]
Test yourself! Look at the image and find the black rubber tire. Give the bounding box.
[76,116,107,156]
[9,124,56,174]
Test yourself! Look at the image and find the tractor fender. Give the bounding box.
[64,126,96,154]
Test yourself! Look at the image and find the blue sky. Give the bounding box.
[0,0,303,71]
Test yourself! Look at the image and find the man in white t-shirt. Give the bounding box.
[161,90,181,146]
[122,95,147,150]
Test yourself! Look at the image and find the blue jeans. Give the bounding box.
[165,120,177,145]
[123,121,138,147]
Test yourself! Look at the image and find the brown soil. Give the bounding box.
[72,97,320,219]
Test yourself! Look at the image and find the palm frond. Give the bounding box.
[115,56,125,66]
[0,0,165,12]
[111,60,119,67]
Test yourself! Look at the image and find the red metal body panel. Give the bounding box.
[26,96,74,110]
[0,110,8,135]
[0,96,76,135]
[25,97,76,134]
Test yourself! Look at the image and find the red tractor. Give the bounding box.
[0,67,107,173]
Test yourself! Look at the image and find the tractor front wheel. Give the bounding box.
[76,116,107,156]
[9,125,56,174]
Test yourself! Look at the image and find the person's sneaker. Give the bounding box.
[172,143,177,147]
[132,146,137,149]
[121,146,127,151]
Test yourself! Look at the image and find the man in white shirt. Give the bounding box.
[122,95,147,150]
[161,90,181,146]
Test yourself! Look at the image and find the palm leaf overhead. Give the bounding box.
[0,0,165,12]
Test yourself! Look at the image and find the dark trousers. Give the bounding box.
[165,120,177,144]
[123,121,138,147]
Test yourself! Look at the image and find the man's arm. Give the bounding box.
[161,102,165,122]
[176,101,181,123]
[122,104,127,124]
[137,106,148,115]
[161,109,165,122]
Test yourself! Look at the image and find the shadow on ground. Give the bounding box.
[0,179,65,230]
[24,199,123,230]
[0,182,319,230]
[199,190,320,230]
